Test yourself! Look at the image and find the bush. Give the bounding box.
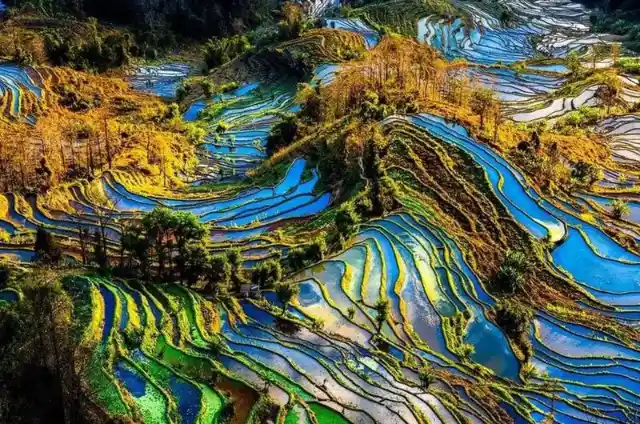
[571,161,603,188]
[610,199,630,219]
[335,203,360,240]
[266,115,299,156]
[202,35,252,70]
[491,250,530,296]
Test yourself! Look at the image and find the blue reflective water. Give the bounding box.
[170,376,201,424]
[114,361,146,397]
[100,286,116,343]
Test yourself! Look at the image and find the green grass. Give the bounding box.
[308,403,350,424]
[284,406,300,424]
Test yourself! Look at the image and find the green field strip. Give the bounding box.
[131,348,225,424]
[116,356,172,424]
[308,402,351,424]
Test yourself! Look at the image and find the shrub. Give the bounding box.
[571,161,603,188]
[418,365,436,390]
[202,35,252,70]
[335,203,360,240]
[491,250,530,296]
[610,199,630,219]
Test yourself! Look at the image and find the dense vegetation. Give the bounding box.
[5,0,279,39]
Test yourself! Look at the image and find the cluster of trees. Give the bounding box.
[7,0,279,40]
[487,251,535,361]
[582,0,640,52]
[571,160,604,189]
[33,207,309,303]
[0,70,191,194]
[492,300,534,360]
[610,199,631,219]
[42,19,135,71]
[0,268,106,424]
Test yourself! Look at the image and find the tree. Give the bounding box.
[279,2,305,40]
[373,298,390,334]
[492,250,530,296]
[202,35,252,70]
[266,115,298,156]
[305,236,327,262]
[611,199,631,219]
[179,243,210,287]
[595,73,622,114]
[206,255,231,296]
[92,231,108,272]
[275,281,300,315]
[226,248,246,291]
[471,88,497,129]
[567,51,581,74]
[0,271,96,424]
[35,227,62,264]
[172,212,207,282]
[347,307,356,320]
[611,43,621,63]
[591,43,608,69]
[571,161,603,188]
[120,222,149,277]
[418,365,436,390]
[142,208,177,278]
[251,260,282,289]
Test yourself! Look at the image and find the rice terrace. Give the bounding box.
[1,0,640,422]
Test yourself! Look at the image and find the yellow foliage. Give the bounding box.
[0,66,195,193]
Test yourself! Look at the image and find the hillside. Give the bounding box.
[1,0,640,424]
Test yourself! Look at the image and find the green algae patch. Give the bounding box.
[198,384,225,423]
[308,403,350,424]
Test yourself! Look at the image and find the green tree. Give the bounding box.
[226,248,246,291]
[471,88,497,129]
[202,35,252,70]
[278,2,305,40]
[275,281,300,315]
[178,243,210,287]
[251,260,282,289]
[206,255,231,296]
[493,250,530,296]
[418,365,436,390]
[347,306,356,320]
[373,298,390,334]
[92,231,108,272]
[173,211,207,281]
[336,203,360,240]
[142,208,177,278]
[567,51,581,74]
